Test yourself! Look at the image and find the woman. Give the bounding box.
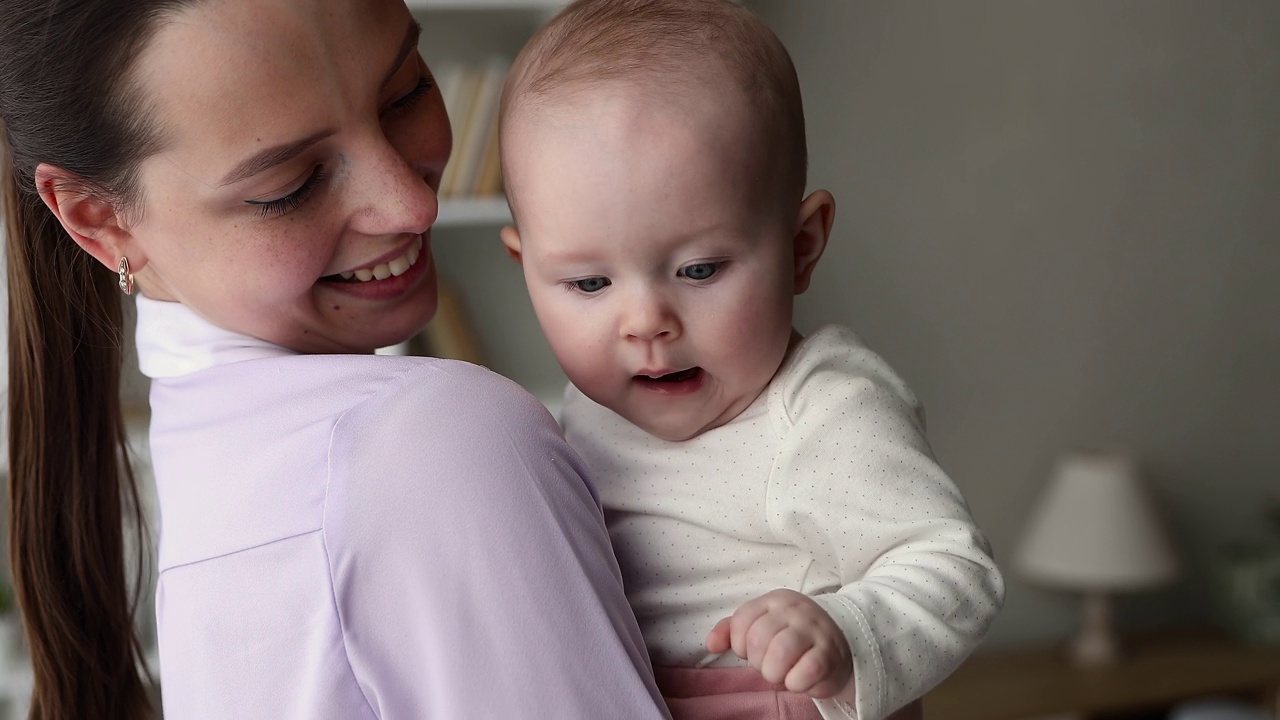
[1,0,670,717]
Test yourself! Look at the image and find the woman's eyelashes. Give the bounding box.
[387,75,433,115]
[246,165,327,219]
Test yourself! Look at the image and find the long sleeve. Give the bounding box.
[767,329,1004,720]
[323,362,671,719]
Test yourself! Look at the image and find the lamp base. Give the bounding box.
[1071,591,1120,667]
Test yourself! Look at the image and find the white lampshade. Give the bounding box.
[1017,449,1178,591]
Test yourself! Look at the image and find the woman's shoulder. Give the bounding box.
[149,355,553,564]
[320,355,563,470]
[319,355,596,551]
[217,353,541,420]
[163,353,536,427]
[338,355,550,427]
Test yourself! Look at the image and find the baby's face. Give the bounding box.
[503,82,799,441]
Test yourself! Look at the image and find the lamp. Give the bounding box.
[1016,449,1178,666]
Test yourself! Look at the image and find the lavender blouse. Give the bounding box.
[136,296,669,719]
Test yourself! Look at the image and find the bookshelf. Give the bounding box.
[411,0,571,413]
[413,0,569,215]
[436,196,513,227]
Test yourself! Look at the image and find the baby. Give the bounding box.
[497,1,1005,719]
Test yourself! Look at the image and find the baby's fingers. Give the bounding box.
[726,599,772,660]
[742,612,789,669]
[706,617,732,654]
[788,641,853,699]
[759,629,815,686]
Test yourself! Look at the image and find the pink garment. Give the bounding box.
[657,666,820,720]
[656,666,925,720]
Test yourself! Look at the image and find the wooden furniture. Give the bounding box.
[924,629,1280,720]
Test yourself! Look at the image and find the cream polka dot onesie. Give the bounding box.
[561,326,1005,720]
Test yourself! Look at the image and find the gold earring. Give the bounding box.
[118,256,134,296]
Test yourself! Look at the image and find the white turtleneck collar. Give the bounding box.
[135,294,295,379]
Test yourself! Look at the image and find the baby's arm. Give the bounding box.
[759,329,1005,720]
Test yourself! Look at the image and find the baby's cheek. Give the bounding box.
[563,359,613,402]
[535,298,588,346]
[547,334,603,388]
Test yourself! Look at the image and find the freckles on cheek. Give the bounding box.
[261,224,329,284]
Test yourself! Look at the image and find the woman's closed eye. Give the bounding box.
[677,261,723,281]
[245,165,326,219]
[386,74,433,116]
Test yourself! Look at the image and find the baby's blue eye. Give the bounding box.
[678,262,719,281]
[572,277,611,293]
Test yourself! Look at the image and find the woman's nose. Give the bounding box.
[347,136,439,237]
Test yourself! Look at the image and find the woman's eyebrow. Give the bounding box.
[219,130,333,187]
[381,20,423,90]
[216,20,421,188]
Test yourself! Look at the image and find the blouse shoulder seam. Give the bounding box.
[315,359,475,717]
[320,403,380,717]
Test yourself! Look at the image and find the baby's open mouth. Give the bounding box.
[323,236,422,283]
[638,367,702,383]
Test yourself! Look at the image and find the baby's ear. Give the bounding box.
[499,225,524,266]
[34,162,139,272]
[793,190,835,294]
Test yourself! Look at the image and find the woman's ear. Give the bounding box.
[500,225,524,265]
[793,189,835,294]
[34,162,138,271]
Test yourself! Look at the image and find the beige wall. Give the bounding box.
[751,0,1280,647]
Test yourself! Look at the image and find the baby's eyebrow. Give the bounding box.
[536,246,602,265]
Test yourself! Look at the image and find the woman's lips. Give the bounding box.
[324,235,423,283]
[319,234,432,301]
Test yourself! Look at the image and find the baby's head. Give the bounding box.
[500,0,834,441]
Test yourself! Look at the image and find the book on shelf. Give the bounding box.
[435,62,472,196]
[473,107,504,197]
[436,57,509,200]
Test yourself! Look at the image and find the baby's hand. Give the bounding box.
[706,588,852,699]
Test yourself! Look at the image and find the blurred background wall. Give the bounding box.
[747,0,1280,647]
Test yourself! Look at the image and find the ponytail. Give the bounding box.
[4,137,151,719]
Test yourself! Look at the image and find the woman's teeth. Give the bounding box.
[338,236,422,282]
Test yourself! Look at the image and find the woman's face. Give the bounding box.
[126,0,449,353]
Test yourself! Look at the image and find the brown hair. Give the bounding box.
[2,1,200,717]
[501,0,808,204]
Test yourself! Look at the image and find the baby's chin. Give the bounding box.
[599,401,714,444]
[588,381,769,443]
[635,420,702,443]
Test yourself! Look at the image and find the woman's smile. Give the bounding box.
[326,234,424,282]
[319,232,434,302]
